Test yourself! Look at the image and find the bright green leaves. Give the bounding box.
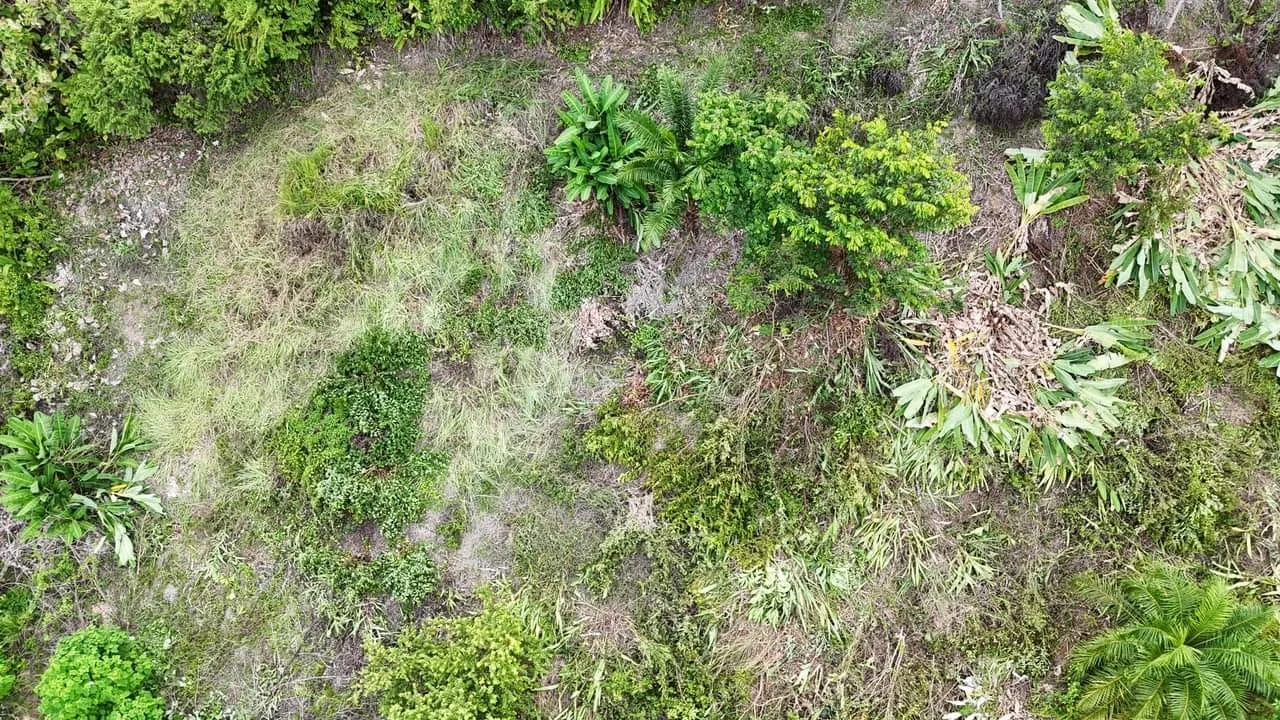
[765,112,975,303]
[273,327,443,535]
[1070,569,1280,720]
[546,69,647,218]
[36,626,164,720]
[0,412,162,565]
[359,595,550,720]
[1044,28,1209,188]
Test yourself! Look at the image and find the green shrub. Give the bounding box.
[1044,28,1209,186]
[274,327,444,535]
[327,0,478,49]
[0,186,65,340]
[0,412,162,565]
[689,90,809,240]
[550,235,634,310]
[546,70,646,219]
[63,0,320,138]
[35,626,164,720]
[359,596,550,720]
[764,111,974,305]
[0,1,80,173]
[0,652,14,702]
[1069,568,1280,720]
[302,541,440,611]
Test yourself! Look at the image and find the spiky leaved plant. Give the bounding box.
[1070,568,1280,720]
[618,67,707,251]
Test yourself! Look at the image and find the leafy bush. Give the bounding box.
[36,626,164,720]
[0,413,161,565]
[302,541,440,612]
[0,1,80,173]
[359,596,550,720]
[764,112,975,304]
[1043,27,1209,186]
[63,0,320,138]
[0,652,14,702]
[274,327,444,535]
[546,70,646,219]
[688,90,809,240]
[0,186,64,340]
[1069,569,1280,720]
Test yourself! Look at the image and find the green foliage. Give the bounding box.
[1044,28,1209,187]
[277,143,407,218]
[765,112,975,304]
[0,1,80,173]
[688,90,809,239]
[0,186,64,340]
[303,541,440,612]
[550,235,634,310]
[438,505,467,550]
[63,0,320,138]
[618,67,704,250]
[0,412,162,565]
[547,70,646,218]
[273,327,444,535]
[35,626,164,720]
[359,595,550,720]
[327,0,477,49]
[1069,569,1280,720]
[437,293,550,356]
[0,652,14,702]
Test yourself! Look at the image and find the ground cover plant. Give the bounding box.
[3,0,1280,718]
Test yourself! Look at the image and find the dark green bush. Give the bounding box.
[327,0,478,50]
[63,0,320,138]
[0,1,80,174]
[359,596,550,720]
[35,626,164,720]
[1044,28,1210,186]
[0,187,64,340]
[302,541,440,610]
[274,327,444,535]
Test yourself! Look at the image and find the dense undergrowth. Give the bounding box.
[3,0,1280,718]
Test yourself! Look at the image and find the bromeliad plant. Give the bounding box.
[0,412,162,565]
[1069,568,1280,720]
[547,69,646,219]
[1004,149,1089,254]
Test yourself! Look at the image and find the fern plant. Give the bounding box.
[1070,568,1280,720]
[618,67,706,251]
[0,412,162,565]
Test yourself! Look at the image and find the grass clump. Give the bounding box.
[274,327,444,535]
[550,235,634,310]
[277,143,407,219]
[35,626,164,720]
